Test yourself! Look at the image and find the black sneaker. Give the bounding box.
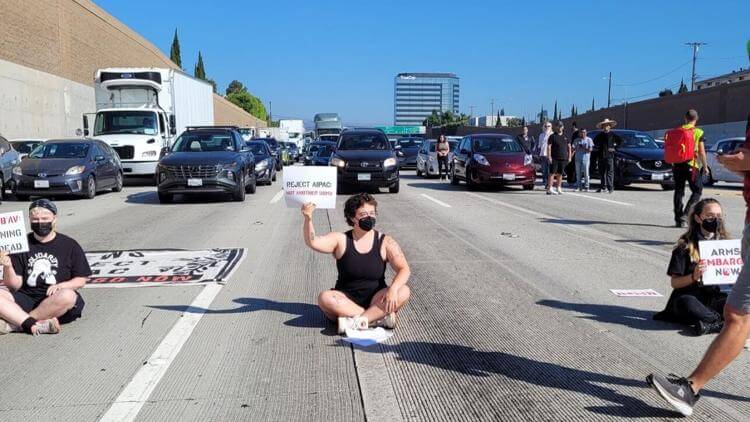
[647,373,699,416]
[675,220,685,228]
[692,320,723,336]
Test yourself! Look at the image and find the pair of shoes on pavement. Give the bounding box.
[0,318,60,335]
[647,373,699,416]
[337,313,398,334]
[546,188,563,195]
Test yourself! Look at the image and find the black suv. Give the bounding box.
[330,129,400,193]
[565,129,675,190]
[156,126,257,203]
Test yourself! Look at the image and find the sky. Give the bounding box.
[95,0,749,126]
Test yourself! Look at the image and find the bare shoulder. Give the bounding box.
[382,235,405,259]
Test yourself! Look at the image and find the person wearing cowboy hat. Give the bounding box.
[592,118,623,193]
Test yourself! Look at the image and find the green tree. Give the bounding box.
[206,78,217,94]
[590,98,595,112]
[537,105,548,124]
[505,117,523,127]
[659,88,674,97]
[194,51,206,80]
[570,105,576,117]
[495,110,502,127]
[170,29,182,68]
[678,79,688,94]
[226,91,268,121]
[422,110,468,127]
[521,117,526,127]
[552,101,558,121]
[226,80,246,96]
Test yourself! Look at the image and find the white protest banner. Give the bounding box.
[283,166,337,209]
[700,239,743,285]
[610,289,663,297]
[0,211,29,254]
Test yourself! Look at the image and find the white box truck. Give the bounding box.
[84,68,214,178]
[279,119,305,148]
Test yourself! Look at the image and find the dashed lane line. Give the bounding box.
[420,193,452,208]
[564,191,634,206]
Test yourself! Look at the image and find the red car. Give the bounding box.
[451,134,535,190]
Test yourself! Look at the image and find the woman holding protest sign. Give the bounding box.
[653,198,729,335]
[301,192,411,334]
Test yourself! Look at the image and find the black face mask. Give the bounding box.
[358,216,376,232]
[31,222,53,237]
[701,217,719,233]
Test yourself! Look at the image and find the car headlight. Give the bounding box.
[255,160,268,171]
[12,166,22,176]
[65,165,86,175]
[474,154,490,166]
[142,150,158,158]
[330,157,346,168]
[524,154,533,166]
[383,157,397,168]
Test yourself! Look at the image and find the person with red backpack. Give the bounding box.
[665,109,707,228]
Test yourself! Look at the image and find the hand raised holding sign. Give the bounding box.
[694,260,707,284]
[0,250,11,267]
[301,202,316,220]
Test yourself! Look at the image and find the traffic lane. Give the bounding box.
[333,185,740,420]
[137,197,365,422]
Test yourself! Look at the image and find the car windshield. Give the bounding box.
[618,132,660,149]
[246,143,268,155]
[94,111,158,135]
[427,142,436,152]
[264,139,279,148]
[30,143,89,159]
[338,134,390,150]
[449,140,459,150]
[397,138,423,148]
[316,148,333,158]
[238,129,253,135]
[11,141,41,154]
[473,137,522,153]
[172,133,236,152]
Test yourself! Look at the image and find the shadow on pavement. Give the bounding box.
[540,218,672,229]
[147,297,329,329]
[125,191,239,205]
[614,239,673,247]
[536,299,675,332]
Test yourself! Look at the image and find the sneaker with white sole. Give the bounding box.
[375,313,397,330]
[556,188,563,195]
[647,373,699,416]
[0,320,10,335]
[337,316,368,334]
[33,318,61,335]
[546,189,553,195]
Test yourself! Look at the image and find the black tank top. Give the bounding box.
[335,230,387,294]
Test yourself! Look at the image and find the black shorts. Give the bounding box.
[550,159,567,174]
[11,290,85,324]
[335,283,386,309]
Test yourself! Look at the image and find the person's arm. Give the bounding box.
[567,140,572,162]
[717,147,750,174]
[48,277,87,295]
[0,251,22,291]
[301,203,339,254]
[671,261,705,289]
[699,139,708,173]
[382,235,410,314]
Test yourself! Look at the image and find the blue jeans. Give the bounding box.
[575,153,590,189]
[540,158,549,186]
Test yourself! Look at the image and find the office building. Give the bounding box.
[394,73,459,126]
[696,68,749,90]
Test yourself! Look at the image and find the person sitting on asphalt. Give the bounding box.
[0,199,91,335]
[301,193,411,334]
[653,198,728,336]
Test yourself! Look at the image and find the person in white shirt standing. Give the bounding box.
[573,128,594,191]
[536,122,553,188]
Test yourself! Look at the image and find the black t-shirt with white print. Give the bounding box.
[10,233,91,296]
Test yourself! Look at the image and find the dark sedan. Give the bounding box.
[157,127,256,203]
[245,141,277,185]
[13,138,123,200]
[254,137,283,171]
[310,144,334,166]
[565,129,674,190]
[304,141,336,166]
[395,137,423,169]
[330,129,400,193]
[451,134,535,190]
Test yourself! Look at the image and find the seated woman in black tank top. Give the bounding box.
[302,193,411,334]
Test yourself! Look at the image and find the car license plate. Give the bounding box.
[503,173,516,181]
[358,173,371,181]
[187,178,203,187]
[652,173,665,181]
[34,180,49,189]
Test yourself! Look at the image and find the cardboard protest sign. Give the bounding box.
[0,211,29,254]
[700,239,743,285]
[610,289,663,297]
[283,166,337,209]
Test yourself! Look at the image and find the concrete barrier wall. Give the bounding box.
[0,0,264,139]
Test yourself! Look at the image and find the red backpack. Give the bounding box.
[663,126,695,164]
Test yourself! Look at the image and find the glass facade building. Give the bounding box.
[394,73,459,126]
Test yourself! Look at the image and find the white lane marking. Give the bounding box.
[565,192,633,206]
[99,282,224,422]
[420,193,452,208]
[270,189,284,204]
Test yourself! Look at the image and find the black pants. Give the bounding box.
[598,157,614,191]
[437,155,450,178]
[673,162,703,222]
[673,295,724,325]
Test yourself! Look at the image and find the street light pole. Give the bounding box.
[685,42,707,91]
[607,72,612,108]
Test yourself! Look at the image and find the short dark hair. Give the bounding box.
[685,109,699,121]
[344,193,378,226]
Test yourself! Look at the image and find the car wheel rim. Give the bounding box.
[89,179,95,196]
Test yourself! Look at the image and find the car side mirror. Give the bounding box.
[169,115,177,135]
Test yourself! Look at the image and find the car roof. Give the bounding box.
[45,138,97,143]
[716,137,745,142]
[10,138,46,142]
[470,133,513,138]
[341,129,385,135]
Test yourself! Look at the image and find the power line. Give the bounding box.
[613,61,691,87]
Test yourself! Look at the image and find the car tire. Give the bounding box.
[523,183,535,191]
[245,172,257,194]
[233,173,246,202]
[416,167,422,177]
[451,167,459,185]
[85,176,96,199]
[272,171,277,182]
[337,183,347,195]
[158,192,173,203]
[466,169,477,190]
[389,180,400,194]
[112,171,123,192]
[661,183,675,191]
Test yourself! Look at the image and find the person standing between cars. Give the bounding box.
[546,121,571,195]
[537,122,553,188]
[647,113,750,417]
[0,199,90,335]
[573,128,594,191]
[436,134,451,180]
[302,193,411,334]
[516,126,535,154]
[593,118,622,193]
[671,109,707,228]
[570,121,580,143]
[653,198,728,336]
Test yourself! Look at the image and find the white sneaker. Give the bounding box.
[556,188,563,195]
[33,318,60,335]
[546,189,553,195]
[337,316,368,334]
[375,313,398,330]
[0,320,10,335]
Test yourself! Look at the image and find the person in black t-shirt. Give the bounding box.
[653,198,728,335]
[545,121,571,195]
[0,199,91,335]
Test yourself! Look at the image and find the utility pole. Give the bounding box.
[490,98,496,119]
[607,72,612,108]
[685,42,707,91]
[468,105,476,117]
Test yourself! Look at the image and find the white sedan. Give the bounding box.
[705,137,745,185]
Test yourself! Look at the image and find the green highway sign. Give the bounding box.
[376,126,425,135]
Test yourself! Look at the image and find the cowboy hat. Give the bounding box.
[596,118,617,129]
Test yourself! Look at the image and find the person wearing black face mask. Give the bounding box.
[302,192,412,334]
[653,198,729,336]
[0,199,91,335]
